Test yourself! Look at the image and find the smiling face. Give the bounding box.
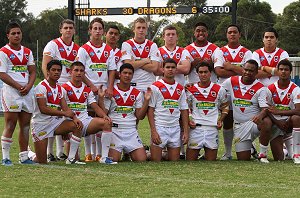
[242,63,258,83]
[194,25,208,43]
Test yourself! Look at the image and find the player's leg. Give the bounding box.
[270,135,284,161]
[236,140,252,160]
[186,148,200,160]
[47,137,56,162]
[221,110,234,160]
[150,144,163,162]
[95,132,102,161]
[283,134,293,159]
[130,148,147,162]
[56,135,67,160]
[204,147,218,161]
[258,116,272,160]
[204,127,219,161]
[33,139,48,164]
[83,135,93,162]
[290,115,300,163]
[167,147,180,161]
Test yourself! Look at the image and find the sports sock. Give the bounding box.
[47,137,55,155]
[223,128,234,157]
[69,135,81,160]
[1,136,12,159]
[284,136,293,158]
[259,143,268,157]
[19,151,29,162]
[101,132,112,158]
[95,132,102,156]
[293,128,300,157]
[56,135,64,157]
[83,135,91,155]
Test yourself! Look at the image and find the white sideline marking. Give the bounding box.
[40,164,292,190]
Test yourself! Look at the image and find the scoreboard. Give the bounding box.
[75,6,231,16]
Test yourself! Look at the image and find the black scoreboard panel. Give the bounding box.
[74,6,231,16]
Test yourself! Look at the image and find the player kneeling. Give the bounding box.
[31,60,83,164]
[62,61,116,164]
[186,62,229,161]
[98,63,150,162]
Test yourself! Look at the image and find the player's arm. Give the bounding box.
[20,64,36,96]
[218,101,229,129]
[176,59,191,75]
[215,66,237,78]
[60,97,83,129]
[98,85,109,114]
[268,103,300,116]
[260,66,279,76]
[90,102,111,121]
[106,69,116,98]
[141,60,159,73]
[147,106,161,145]
[0,72,22,91]
[42,55,52,78]
[222,61,244,75]
[39,97,73,118]
[82,75,98,94]
[135,87,151,120]
[180,109,189,144]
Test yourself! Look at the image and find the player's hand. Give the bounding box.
[103,115,112,124]
[98,85,106,98]
[185,83,193,89]
[105,86,113,99]
[142,58,151,65]
[267,106,282,115]
[252,115,263,125]
[19,84,31,96]
[64,109,75,118]
[223,61,233,71]
[182,131,189,145]
[151,130,162,145]
[90,84,98,95]
[73,117,83,130]
[144,87,152,101]
[217,120,223,130]
[189,120,196,129]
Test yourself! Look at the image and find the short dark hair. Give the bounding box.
[277,59,292,72]
[70,61,85,69]
[162,25,177,36]
[89,17,104,30]
[6,22,21,34]
[47,60,62,71]
[263,27,279,38]
[196,61,212,73]
[226,24,241,33]
[119,63,134,73]
[245,59,259,71]
[59,19,75,30]
[163,58,177,67]
[194,22,208,31]
[107,25,120,33]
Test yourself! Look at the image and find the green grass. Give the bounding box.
[0,117,300,197]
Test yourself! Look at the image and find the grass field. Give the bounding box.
[0,117,300,197]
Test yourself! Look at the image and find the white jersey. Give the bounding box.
[105,84,143,128]
[222,76,268,123]
[43,37,80,84]
[158,46,190,85]
[149,79,188,127]
[267,81,300,120]
[252,47,289,86]
[62,81,96,120]
[0,44,35,87]
[186,82,227,126]
[185,42,224,84]
[121,38,160,91]
[113,48,122,71]
[219,45,252,84]
[32,79,63,125]
[76,41,116,87]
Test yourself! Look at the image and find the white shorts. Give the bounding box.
[188,126,219,150]
[271,125,284,141]
[153,125,181,148]
[31,117,65,142]
[1,85,34,113]
[110,127,144,153]
[81,116,93,136]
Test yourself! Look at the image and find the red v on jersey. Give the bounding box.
[126,39,153,58]
[221,46,248,62]
[268,82,297,105]
[153,81,183,114]
[255,48,284,67]
[1,46,30,77]
[231,76,264,112]
[113,87,140,118]
[159,47,183,64]
[185,43,217,62]
[41,81,62,105]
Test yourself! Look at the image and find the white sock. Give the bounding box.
[56,135,64,157]
[19,151,29,162]
[91,134,96,156]
[28,150,36,161]
[47,137,55,155]
[101,132,112,158]
[223,128,234,157]
[83,135,91,155]
[293,128,300,157]
[95,132,102,156]
[284,136,293,158]
[68,135,81,160]
[259,143,268,157]
[1,136,12,160]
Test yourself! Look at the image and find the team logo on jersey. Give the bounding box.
[145,46,149,52]
[191,50,197,55]
[104,51,109,58]
[67,90,73,96]
[259,56,265,61]
[239,52,244,58]
[207,50,212,56]
[224,52,229,56]
[274,56,279,62]
[176,89,181,95]
[115,56,120,63]
[233,86,239,91]
[47,92,53,97]
[211,91,216,97]
[175,53,180,59]
[58,92,62,99]
[249,89,255,95]
[132,46,137,51]
[72,50,77,56]
[161,88,167,93]
[287,93,291,99]
[83,92,88,98]
[24,54,29,60]
[9,54,15,60]
[114,94,120,100]
[130,95,136,101]
[163,54,168,59]
[59,47,65,52]
[89,52,95,57]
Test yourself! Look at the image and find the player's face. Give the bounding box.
[194,26,208,42]
[227,26,240,44]
[263,32,277,49]
[133,22,147,40]
[197,66,211,84]
[89,22,104,40]
[119,68,133,84]
[70,65,85,82]
[7,27,22,46]
[163,63,177,78]
[48,64,62,81]
[106,28,120,45]
[278,64,291,80]
[60,23,75,39]
[163,29,178,45]
[242,63,257,83]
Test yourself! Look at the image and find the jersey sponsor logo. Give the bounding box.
[67,103,87,111]
[48,104,60,110]
[114,106,134,114]
[9,105,19,109]
[161,99,179,111]
[38,131,47,137]
[233,99,252,107]
[35,93,44,97]
[89,63,107,71]
[196,102,215,109]
[12,65,27,73]
[275,105,291,111]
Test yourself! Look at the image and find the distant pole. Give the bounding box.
[68,0,75,20]
[232,0,237,24]
[147,0,151,39]
[36,40,39,68]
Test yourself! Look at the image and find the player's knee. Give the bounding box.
[291,115,300,127]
